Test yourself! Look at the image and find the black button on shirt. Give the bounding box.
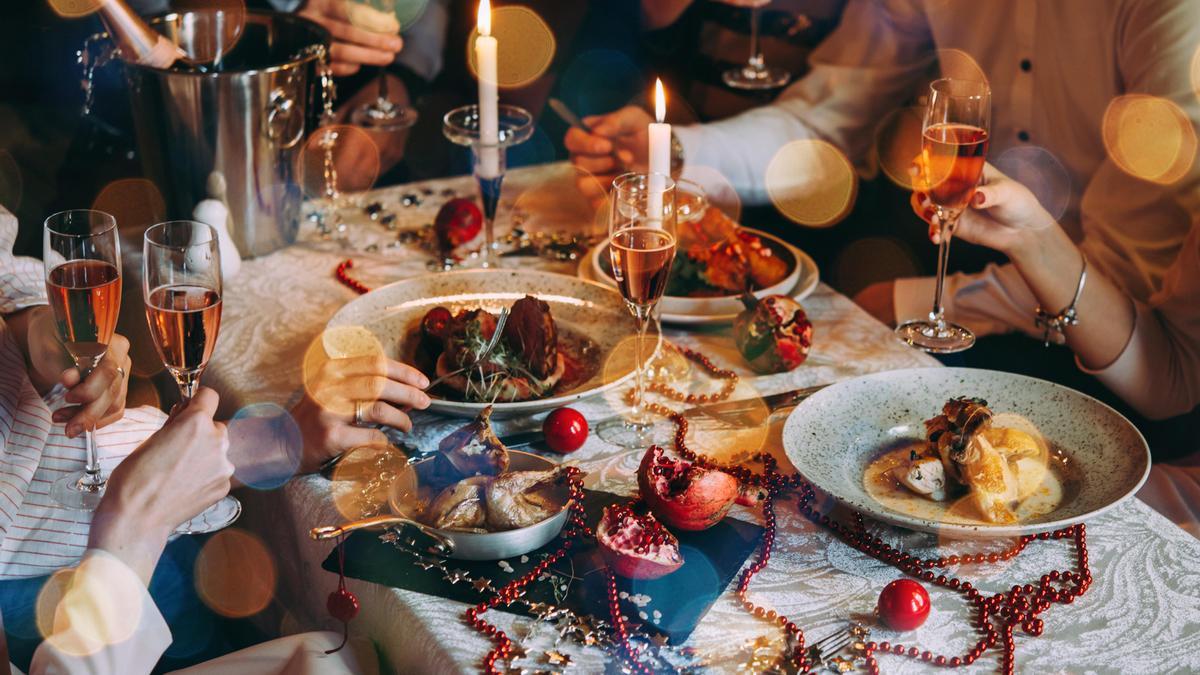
[1020,59,1032,72]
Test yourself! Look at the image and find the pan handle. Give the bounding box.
[309,515,455,557]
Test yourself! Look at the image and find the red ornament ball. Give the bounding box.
[327,587,360,623]
[542,407,588,454]
[434,198,483,251]
[877,579,930,631]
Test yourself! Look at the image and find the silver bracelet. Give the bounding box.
[1034,254,1087,347]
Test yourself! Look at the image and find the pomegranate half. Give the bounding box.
[596,504,683,580]
[637,445,740,531]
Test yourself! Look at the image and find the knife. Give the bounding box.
[499,383,830,449]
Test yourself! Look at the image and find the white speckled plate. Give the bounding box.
[583,227,819,325]
[782,368,1150,539]
[326,270,637,418]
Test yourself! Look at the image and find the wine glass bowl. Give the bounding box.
[722,2,791,91]
[896,78,991,354]
[346,0,420,132]
[43,209,122,510]
[143,220,240,534]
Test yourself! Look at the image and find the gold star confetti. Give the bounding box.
[544,650,572,666]
[472,578,495,594]
[445,569,471,585]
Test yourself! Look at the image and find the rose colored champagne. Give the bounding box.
[921,123,989,213]
[145,285,222,374]
[609,227,676,307]
[46,260,122,366]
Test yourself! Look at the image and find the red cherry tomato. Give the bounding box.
[543,407,588,454]
[877,579,930,631]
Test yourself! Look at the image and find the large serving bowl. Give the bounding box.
[325,269,638,418]
[586,226,818,325]
[782,368,1150,539]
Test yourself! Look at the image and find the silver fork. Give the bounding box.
[424,307,510,391]
[806,624,861,668]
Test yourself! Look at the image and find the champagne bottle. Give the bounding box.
[98,0,184,68]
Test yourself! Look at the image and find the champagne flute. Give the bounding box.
[644,178,707,383]
[348,0,422,131]
[896,78,991,353]
[143,220,240,534]
[722,0,791,91]
[598,173,677,449]
[43,210,122,510]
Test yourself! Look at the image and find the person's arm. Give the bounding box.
[672,0,934,203]
[641,0,695,30]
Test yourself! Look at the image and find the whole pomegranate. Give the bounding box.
[434,198,483,251]
[732,294,813,374]
[637,445,739,531]
[596,504,683,580]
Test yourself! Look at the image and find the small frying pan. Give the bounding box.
[311,451,570,561]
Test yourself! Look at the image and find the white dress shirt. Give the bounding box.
[674,0,1200,417]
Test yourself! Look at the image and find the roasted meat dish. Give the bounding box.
[419,296,565,402]
[891,397,1045,524]
[667,207,790,297]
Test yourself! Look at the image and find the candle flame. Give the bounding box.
[477,0,491,36]
[654,78,666,123]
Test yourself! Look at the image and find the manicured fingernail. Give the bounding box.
[389,37,402,50]
[418,375,430,388]
[973,192,985,206]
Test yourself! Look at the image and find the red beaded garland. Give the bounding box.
[335,259,370,295]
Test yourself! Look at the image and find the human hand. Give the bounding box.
[53,333,132,439]
[292,353,431,473]
[298,0,403,77]
[910,162,1055,255]
[565,106,652,208]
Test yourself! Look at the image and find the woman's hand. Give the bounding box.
[298,0,403,77]
[911,162,1056,255]
[291,353,431,473]
[54,333,132,438]
[564,106,652,208]
[89,388,232,581]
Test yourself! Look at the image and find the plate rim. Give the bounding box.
[781,367,1151,539]
[326,268,639,416]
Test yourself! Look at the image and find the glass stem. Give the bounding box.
[176,371,201,403]
[377,67,389,103]
[632,305,650,423]
[80,428,103,489]
[930,214,956,331]
[748,6,763,71]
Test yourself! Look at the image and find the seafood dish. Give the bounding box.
[865,397,1072,525]
[413,407,573,533]
[416,295,597,403]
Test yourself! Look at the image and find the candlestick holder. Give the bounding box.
[443,104,534,268]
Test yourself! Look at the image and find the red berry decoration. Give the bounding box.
[732,294,813,374]
[434,197,483,251]
[327,587,359,622]
[877,578,931,631]
[542,407,588,454]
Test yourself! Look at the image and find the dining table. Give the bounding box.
[206,161,1200,673]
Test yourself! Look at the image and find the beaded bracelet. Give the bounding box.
[1034,254,1087,346]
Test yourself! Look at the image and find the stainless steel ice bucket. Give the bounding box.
[121,11,329,257]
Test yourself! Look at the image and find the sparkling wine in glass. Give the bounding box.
[896,78,991,353]
[43,210,122,510]
[143,220,240,534]
[722,1,791,91]
[598,173,677,449]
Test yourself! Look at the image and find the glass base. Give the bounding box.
[896,319,976,354]
[596,418,672,449]
[722,65,791,91]
[174,496,242,535]
[351,101,418,131]
[51,472,106,511]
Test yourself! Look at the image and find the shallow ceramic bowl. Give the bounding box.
[589,227,819,324]
[326,269,637,418]
[782,368,1150,539]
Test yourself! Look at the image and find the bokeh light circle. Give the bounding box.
[467,6,556,89]
[833,237,921,298]
[331,445,412,520]
[303,326,387,416]
[0,150,22,212]
[681,165,742,223]
[765,139,857,227]
[46,0,102,18]
[194,528,277,618]
[512,163,606,243]
[37,556,145,656]
[91,178,166,236]
[874,106,925,190]
[297,125,382,198]
[174,0,247,66]
[993,146,1072,221]
[936,49,988,85]
[1102,94,1197,185]
[228,403,304,489]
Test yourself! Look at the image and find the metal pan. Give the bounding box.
[311,451,571,561]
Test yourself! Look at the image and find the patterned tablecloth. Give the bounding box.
[211,163,1200,673]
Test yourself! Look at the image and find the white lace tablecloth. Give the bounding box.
[213,163,1200,673]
